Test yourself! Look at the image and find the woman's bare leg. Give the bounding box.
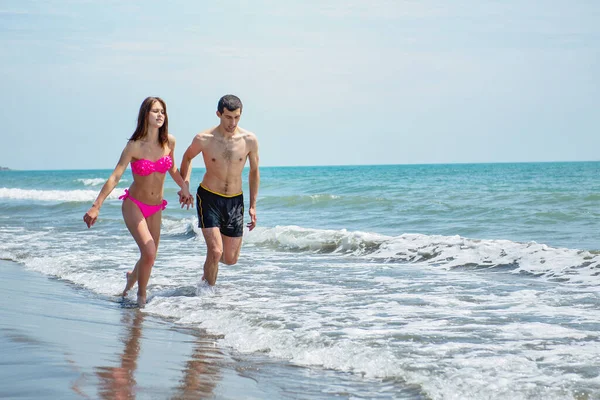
[122,199,158,307]
[136,210,161,305]
[122,260,140,297]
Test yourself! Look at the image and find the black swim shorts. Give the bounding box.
[196,184,244,237]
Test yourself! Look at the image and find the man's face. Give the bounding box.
[217,108,241,133]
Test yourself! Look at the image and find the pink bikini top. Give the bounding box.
[131,156,173,176]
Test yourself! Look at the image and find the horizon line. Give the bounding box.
[1,159,599,172]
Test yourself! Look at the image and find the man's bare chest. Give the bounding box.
[204,138,247,163]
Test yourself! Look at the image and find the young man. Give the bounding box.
[179,94,260,286]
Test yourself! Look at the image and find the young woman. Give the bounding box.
[83,96,192,307]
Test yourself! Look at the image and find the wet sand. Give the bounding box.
[0,259,262,400]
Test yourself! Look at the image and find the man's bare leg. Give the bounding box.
[201,228,223,286]
[221,235,243,265]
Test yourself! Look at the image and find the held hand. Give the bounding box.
[178,189,194,210]
[177,190,186,208]
[83,206,99,228]
[247,207,257,231]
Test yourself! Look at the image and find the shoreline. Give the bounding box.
[0,259,412,399]
[0,259,263,400]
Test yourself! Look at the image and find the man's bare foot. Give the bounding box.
[122,272,135,297]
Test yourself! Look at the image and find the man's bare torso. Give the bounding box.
[198,127,255,195]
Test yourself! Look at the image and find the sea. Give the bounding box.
[1,162,600,400]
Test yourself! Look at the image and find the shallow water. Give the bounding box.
[2,162,600,399]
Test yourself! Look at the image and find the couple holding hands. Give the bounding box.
[83,94,260,307]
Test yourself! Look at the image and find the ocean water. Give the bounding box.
[1,162,600,399]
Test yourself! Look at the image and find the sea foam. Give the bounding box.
[0,188,121,202]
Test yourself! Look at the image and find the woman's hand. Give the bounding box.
[178,189,194,209]
[83,206,99,228]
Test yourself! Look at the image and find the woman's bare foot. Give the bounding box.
[122,272,135,297]
[136,295,146,308]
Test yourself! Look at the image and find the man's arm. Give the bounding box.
[166,134,193,207]
[246,136,260,231]
[179,134,204,190]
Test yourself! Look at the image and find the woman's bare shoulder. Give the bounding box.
[123,139,140,154]
[168,133,177,146]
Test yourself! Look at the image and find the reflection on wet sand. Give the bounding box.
[172,332,223,400]
[93,309,224,399]
[95,310,144,399]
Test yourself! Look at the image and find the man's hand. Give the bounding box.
[178,189,194,209]
[247,207,257,231]
[83,206,99,228]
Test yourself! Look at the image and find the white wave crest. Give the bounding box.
[76,178,107,186]
[0,187,120,202]
[245,225,388,254]
[374,233,600,281]
[309,194,340,201]
[246,226,600,282]
[161,217,198,237]
[76,178,128,186]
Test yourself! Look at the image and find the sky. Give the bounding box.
[0,0,598,170]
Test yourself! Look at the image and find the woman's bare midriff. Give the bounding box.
[129,175,167,205]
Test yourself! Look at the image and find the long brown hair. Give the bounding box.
[129,97,169,147]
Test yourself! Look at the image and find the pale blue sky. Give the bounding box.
[1,0,598,170]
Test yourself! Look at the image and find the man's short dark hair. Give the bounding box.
[218,94,243,114]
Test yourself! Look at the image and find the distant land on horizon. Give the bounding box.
[0,166,10,171]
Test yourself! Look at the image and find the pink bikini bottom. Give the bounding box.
[119,189,167,218]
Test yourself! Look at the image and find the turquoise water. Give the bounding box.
[1,162,600,399]
[257,162,600,249]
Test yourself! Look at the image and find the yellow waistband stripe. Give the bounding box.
[199,183,243,198]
